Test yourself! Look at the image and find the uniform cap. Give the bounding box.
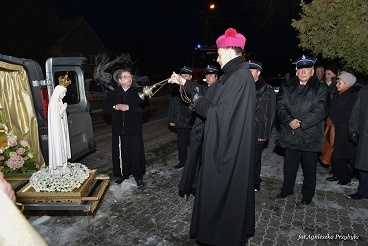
[249,60,262,70]
[205,65,219,74]
[292,55,317,69]
[180,66,193,75]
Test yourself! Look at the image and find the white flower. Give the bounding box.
[30,162,90,192]
[20,140,29,147]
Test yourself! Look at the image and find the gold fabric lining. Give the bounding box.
[0,61,24,71]
[0,61,45,166]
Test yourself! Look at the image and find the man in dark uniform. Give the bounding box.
[168,66,195,169]
[178,64,219,197]
[276,55,330,204]
[169,27,255,246]
[249,60,276,192]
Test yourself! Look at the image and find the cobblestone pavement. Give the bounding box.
[27,100,368,246]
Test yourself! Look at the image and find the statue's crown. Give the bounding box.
[58,73,71,87]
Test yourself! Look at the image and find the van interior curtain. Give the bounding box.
[0,61,45,167]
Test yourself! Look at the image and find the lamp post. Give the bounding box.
[203,3,216,44]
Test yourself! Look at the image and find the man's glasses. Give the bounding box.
[120,75,131,79]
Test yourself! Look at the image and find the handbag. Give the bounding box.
[319,118,335,165]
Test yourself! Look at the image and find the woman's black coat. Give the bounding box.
[349,85,368,171]
[329,84,361,159]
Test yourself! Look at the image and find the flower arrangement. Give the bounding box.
[30,162,89,192]
[0,123,39,174]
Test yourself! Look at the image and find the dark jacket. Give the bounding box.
[255,76,276,140]
[276,76,330,151]
[349,85,368,171]
[178,82,211,195]
[168,85,195,128]
[330,84,361,159]
[102,86,147,136]
[327,83,338,99]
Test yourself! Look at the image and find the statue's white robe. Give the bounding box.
[47,85,71,175]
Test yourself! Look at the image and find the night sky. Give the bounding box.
[58,0,303,77]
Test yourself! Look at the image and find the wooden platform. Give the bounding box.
[9,170,110,214]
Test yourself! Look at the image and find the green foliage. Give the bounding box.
[292,0,368,75]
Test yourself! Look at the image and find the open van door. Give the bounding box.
[45,57,95,161]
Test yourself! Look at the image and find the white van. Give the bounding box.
[0,54,95,166]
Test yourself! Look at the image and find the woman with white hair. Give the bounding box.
[326,73,362,185]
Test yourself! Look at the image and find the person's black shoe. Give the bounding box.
[301,199,312,205]
[115,176,126,184]
[178,190,186,198]
[136,179,145,188]
[326,176,338,181]
[347,193,365,200]
[338,180,350,185]
[254,184,260,192]
[320,163,330,169]
[276,192,292,198]
[173,162,185,169]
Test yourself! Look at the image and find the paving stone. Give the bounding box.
[23,114,368,245]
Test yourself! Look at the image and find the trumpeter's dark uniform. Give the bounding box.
[178,65,219,197]
[168,66,195,168]
[249,60,276,192]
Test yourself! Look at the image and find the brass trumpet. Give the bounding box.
[138,78,169,100]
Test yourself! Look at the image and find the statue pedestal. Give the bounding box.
[11,170,110,214]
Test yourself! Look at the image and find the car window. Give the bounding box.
[89,80,106,93]
[54,71,80,105]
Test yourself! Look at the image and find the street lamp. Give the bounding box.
[204,3,216,44]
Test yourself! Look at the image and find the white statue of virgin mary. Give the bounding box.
[47,74,72,175]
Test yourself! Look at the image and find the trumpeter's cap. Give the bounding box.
[180,66,193,75]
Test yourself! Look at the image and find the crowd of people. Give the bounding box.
[1,26,367,246]
[165,36,368,244]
